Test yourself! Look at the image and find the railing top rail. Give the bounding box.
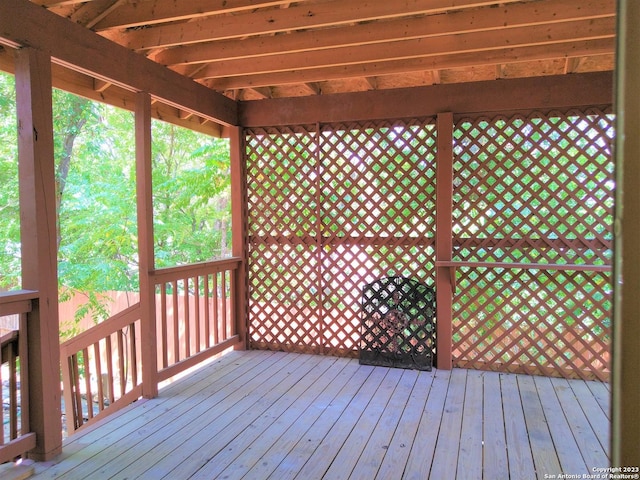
[0,330,19,349]
[0,289,39,303]
[60,302,141,356]
[151,257,242,284]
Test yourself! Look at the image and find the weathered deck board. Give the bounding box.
[482,371,508,480]
[30,350,610,480]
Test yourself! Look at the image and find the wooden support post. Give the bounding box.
[15,47,62,461]
[229,126,248,349]
[436,112,454,370]
[135,92,158,398]
[612,0,640,465]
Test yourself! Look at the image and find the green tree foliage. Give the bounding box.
[152,120,231,267]
[0,70,231,335]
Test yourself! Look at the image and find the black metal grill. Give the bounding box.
[360,276,435,371]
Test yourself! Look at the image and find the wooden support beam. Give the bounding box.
[229,126,248,349]
[135,92,158,399]
[612,0,640,466]
[249,86,273,99]
[435,112,454,370]
[363,77,377,90]
[93,78,112,93]
[563,56,582,73]
[302,83,321,95]
[0,0,238,126]
[15,47,62,461]
[239,71,613,127]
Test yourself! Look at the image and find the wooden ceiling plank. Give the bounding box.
[70,0,127,29]
[109,0,529,50]
[239,72,613,127]
[154,0,615,66]
[0,0,238,126]
[205,38,614,90]
[194,17,615,79]
[94,0,303,31]
[32,0,87,6]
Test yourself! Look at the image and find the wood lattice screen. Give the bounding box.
[244,108,614,380]
[245,119,438,356]
[451,108,614,380]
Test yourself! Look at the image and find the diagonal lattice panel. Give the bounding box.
[451,109,614,380]
[452,266,612,380]
[245,119,438,356]
[245,126,322,352]
[247,242,322,352]
[320,120,437,243]
[319,120,437,355]
[453,109,614,264]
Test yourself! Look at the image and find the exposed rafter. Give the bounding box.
[5,0,618,103]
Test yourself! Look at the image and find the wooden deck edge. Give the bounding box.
[0,461,35,480]
[157,336,241,383]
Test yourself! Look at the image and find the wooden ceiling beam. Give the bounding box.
[69,0,125,29]
[194,17,615,80]
[205,39,614,90]
[94,0,301,31]
[239,71,613,127]
[106,0,528,50]
[0,47,224,137]
[0,0,238,126]
[154,0,615,67]
[32,0,86,6]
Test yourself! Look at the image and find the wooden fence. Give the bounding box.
[244,108,614,380]
[0,291,37,463]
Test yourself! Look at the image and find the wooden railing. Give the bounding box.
[60,304,143,434]
[152,257,243,382]
[60,257,243,435]
[0,290,37,463]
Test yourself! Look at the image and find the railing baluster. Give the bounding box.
[117,329,126,397]
[194,275,201,353]
[82,347,93,420]
[9,340,18,440]
[0,353,3,445]
[105,335,115,404]
[160,285,168,369]
[94,341,104,411]
[213,272,219,344]
[183,277,190,358]
[172,280,179,362]
[221,271,228,340]
[71,353,83,429]
[18,312,29,439]
[130,322,138,387]
[204,274,211,348]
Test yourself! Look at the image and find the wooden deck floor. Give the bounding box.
[30,350,610,480]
